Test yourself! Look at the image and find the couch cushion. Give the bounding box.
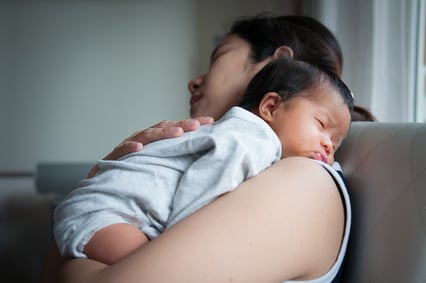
[336,122,426,282]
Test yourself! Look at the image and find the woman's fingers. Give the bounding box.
[134,117,215,144]
[87,117,214,178]
[151,117,214,132]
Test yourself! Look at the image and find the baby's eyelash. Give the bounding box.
[316,118,325,128]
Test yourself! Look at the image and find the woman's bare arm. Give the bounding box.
[87,117,214,177]
[51,157,344,283]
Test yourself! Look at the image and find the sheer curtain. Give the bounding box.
[303,0,420,122]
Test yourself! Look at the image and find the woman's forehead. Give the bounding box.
[210,35,247,57]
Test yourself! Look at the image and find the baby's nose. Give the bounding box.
[321,136,332,153]
[320,136,335,164]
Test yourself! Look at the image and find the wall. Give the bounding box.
[1,0,302,173]
[1,0,197,172]
[1,0,301,173]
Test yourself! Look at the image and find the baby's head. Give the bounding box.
[239,58,353,165]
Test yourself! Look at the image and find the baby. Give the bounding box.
[54,57,353,264]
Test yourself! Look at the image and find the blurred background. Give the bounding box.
[0,0,424,282]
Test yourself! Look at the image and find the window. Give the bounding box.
[416,0,426,122]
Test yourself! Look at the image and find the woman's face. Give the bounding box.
[188,35,270,120]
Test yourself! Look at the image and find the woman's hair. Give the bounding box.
[351,105,377,121]
[239,58,353,112]
[228,14,343,76]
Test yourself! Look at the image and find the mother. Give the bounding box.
[41,15,350,283]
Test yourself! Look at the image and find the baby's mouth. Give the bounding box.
[313,152,327,163]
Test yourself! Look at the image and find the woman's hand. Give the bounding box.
[87,117,214,177]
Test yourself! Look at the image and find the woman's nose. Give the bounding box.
[188,75,204,94]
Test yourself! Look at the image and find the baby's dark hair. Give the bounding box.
[239,58,354,112]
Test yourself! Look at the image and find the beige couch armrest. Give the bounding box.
[336,122,426,282]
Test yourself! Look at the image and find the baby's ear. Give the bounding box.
[273,46,294,59]
[258,92,282,122]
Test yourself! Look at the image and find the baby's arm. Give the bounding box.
[54,159,157,265]
[84,223,149,265]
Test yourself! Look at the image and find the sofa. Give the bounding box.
[336,122,426,282]
[1,122,425,282]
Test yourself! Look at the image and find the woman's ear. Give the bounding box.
[258,92,282,122]
[273,46,294,59]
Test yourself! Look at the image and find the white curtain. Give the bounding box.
[303,0,420,122]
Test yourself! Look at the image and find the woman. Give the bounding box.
[40,15,350,283]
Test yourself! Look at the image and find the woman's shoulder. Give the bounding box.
[254,157,347,281]
[278,158,351,283]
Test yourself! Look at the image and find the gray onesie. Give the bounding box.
[54,106,282,258]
